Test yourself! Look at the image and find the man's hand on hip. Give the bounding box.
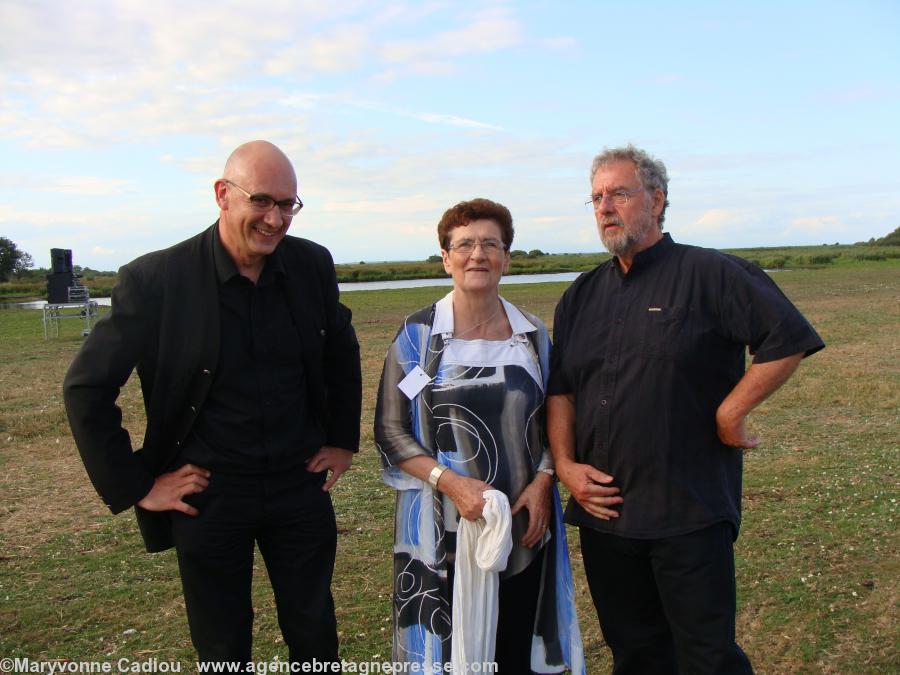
[306,446,354,491]
[715,353,804,449]
[137,464,211,516]
[715,405,761,449]
[557,460,623,520]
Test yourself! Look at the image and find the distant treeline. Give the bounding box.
[334,250,612,283]
[2,235,898,301]
[1,267,117,302]
[333,242,900,283]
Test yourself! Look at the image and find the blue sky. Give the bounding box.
[1,0,898,269]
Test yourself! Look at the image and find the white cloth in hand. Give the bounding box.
[451,489,513,674]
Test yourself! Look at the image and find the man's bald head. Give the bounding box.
[214,140,299,278]
[222,140,297,190]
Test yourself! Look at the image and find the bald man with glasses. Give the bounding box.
[64,140,361,668]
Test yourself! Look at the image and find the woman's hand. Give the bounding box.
[511,472,553,548]
[438,471,492,521]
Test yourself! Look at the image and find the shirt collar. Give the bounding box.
[613,232,675,275]
[433,290,537,337]
[212,222,285,285]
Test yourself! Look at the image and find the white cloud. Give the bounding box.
[781,215,860,241]
[406,60,460,76]
[348,100,503,130]
[417,112,502,130]
[3,204,193,269]
[0,2,527,151]
[54,177,135,196]
[0,174,133,195]
[680,209,757,236]
[380,7,523,63]
[266,25,372,75]
[0,206,73,228]
[3,1,893,267]
[321,194,436,214]
[789,215,840,232]
[370,69,398,84]
[0,205,152,230]
[279,93,326,110]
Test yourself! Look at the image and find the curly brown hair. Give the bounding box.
[437,198,514,251]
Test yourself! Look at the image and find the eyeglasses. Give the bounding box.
[447,238,507,255]
[585,187,644,210]
[223,179,304,216]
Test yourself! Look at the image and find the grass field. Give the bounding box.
[0,259,898,673]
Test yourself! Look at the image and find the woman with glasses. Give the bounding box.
[375,198,584,674]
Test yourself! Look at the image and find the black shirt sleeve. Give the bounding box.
[720,256,825,363]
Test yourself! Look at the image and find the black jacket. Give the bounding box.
[64,223,362,551]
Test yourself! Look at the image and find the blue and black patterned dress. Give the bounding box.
[374,292,585,674]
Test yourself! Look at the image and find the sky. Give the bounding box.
[1,0,899,270]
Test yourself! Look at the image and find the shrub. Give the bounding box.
[761,256,789,269]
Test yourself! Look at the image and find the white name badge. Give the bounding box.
[398,365,431,400]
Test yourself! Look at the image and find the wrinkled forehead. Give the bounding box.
[591,159,640,191]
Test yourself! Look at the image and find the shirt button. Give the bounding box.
[601,399,607,405]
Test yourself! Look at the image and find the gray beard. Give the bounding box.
[600,214,656,257]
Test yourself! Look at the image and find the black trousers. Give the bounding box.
[495,548,544,674]
[580,522,753,675]
[170,466,338,667]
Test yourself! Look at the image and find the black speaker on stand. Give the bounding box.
[46,248,78,303]
[47,273,75,303]
[51,248,73,274]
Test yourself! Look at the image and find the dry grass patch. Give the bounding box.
[1,261,897,671]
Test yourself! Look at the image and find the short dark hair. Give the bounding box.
[437,198,514,251]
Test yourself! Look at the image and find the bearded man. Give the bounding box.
[546,145,824,674]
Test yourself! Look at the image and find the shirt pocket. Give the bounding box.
[641,305,688,358]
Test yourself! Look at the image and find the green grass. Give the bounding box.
[1,259,898,672]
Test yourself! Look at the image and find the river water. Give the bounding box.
[6,272,582,310]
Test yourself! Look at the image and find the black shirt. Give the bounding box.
[182,229,325,473]
[548,234,824,538]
